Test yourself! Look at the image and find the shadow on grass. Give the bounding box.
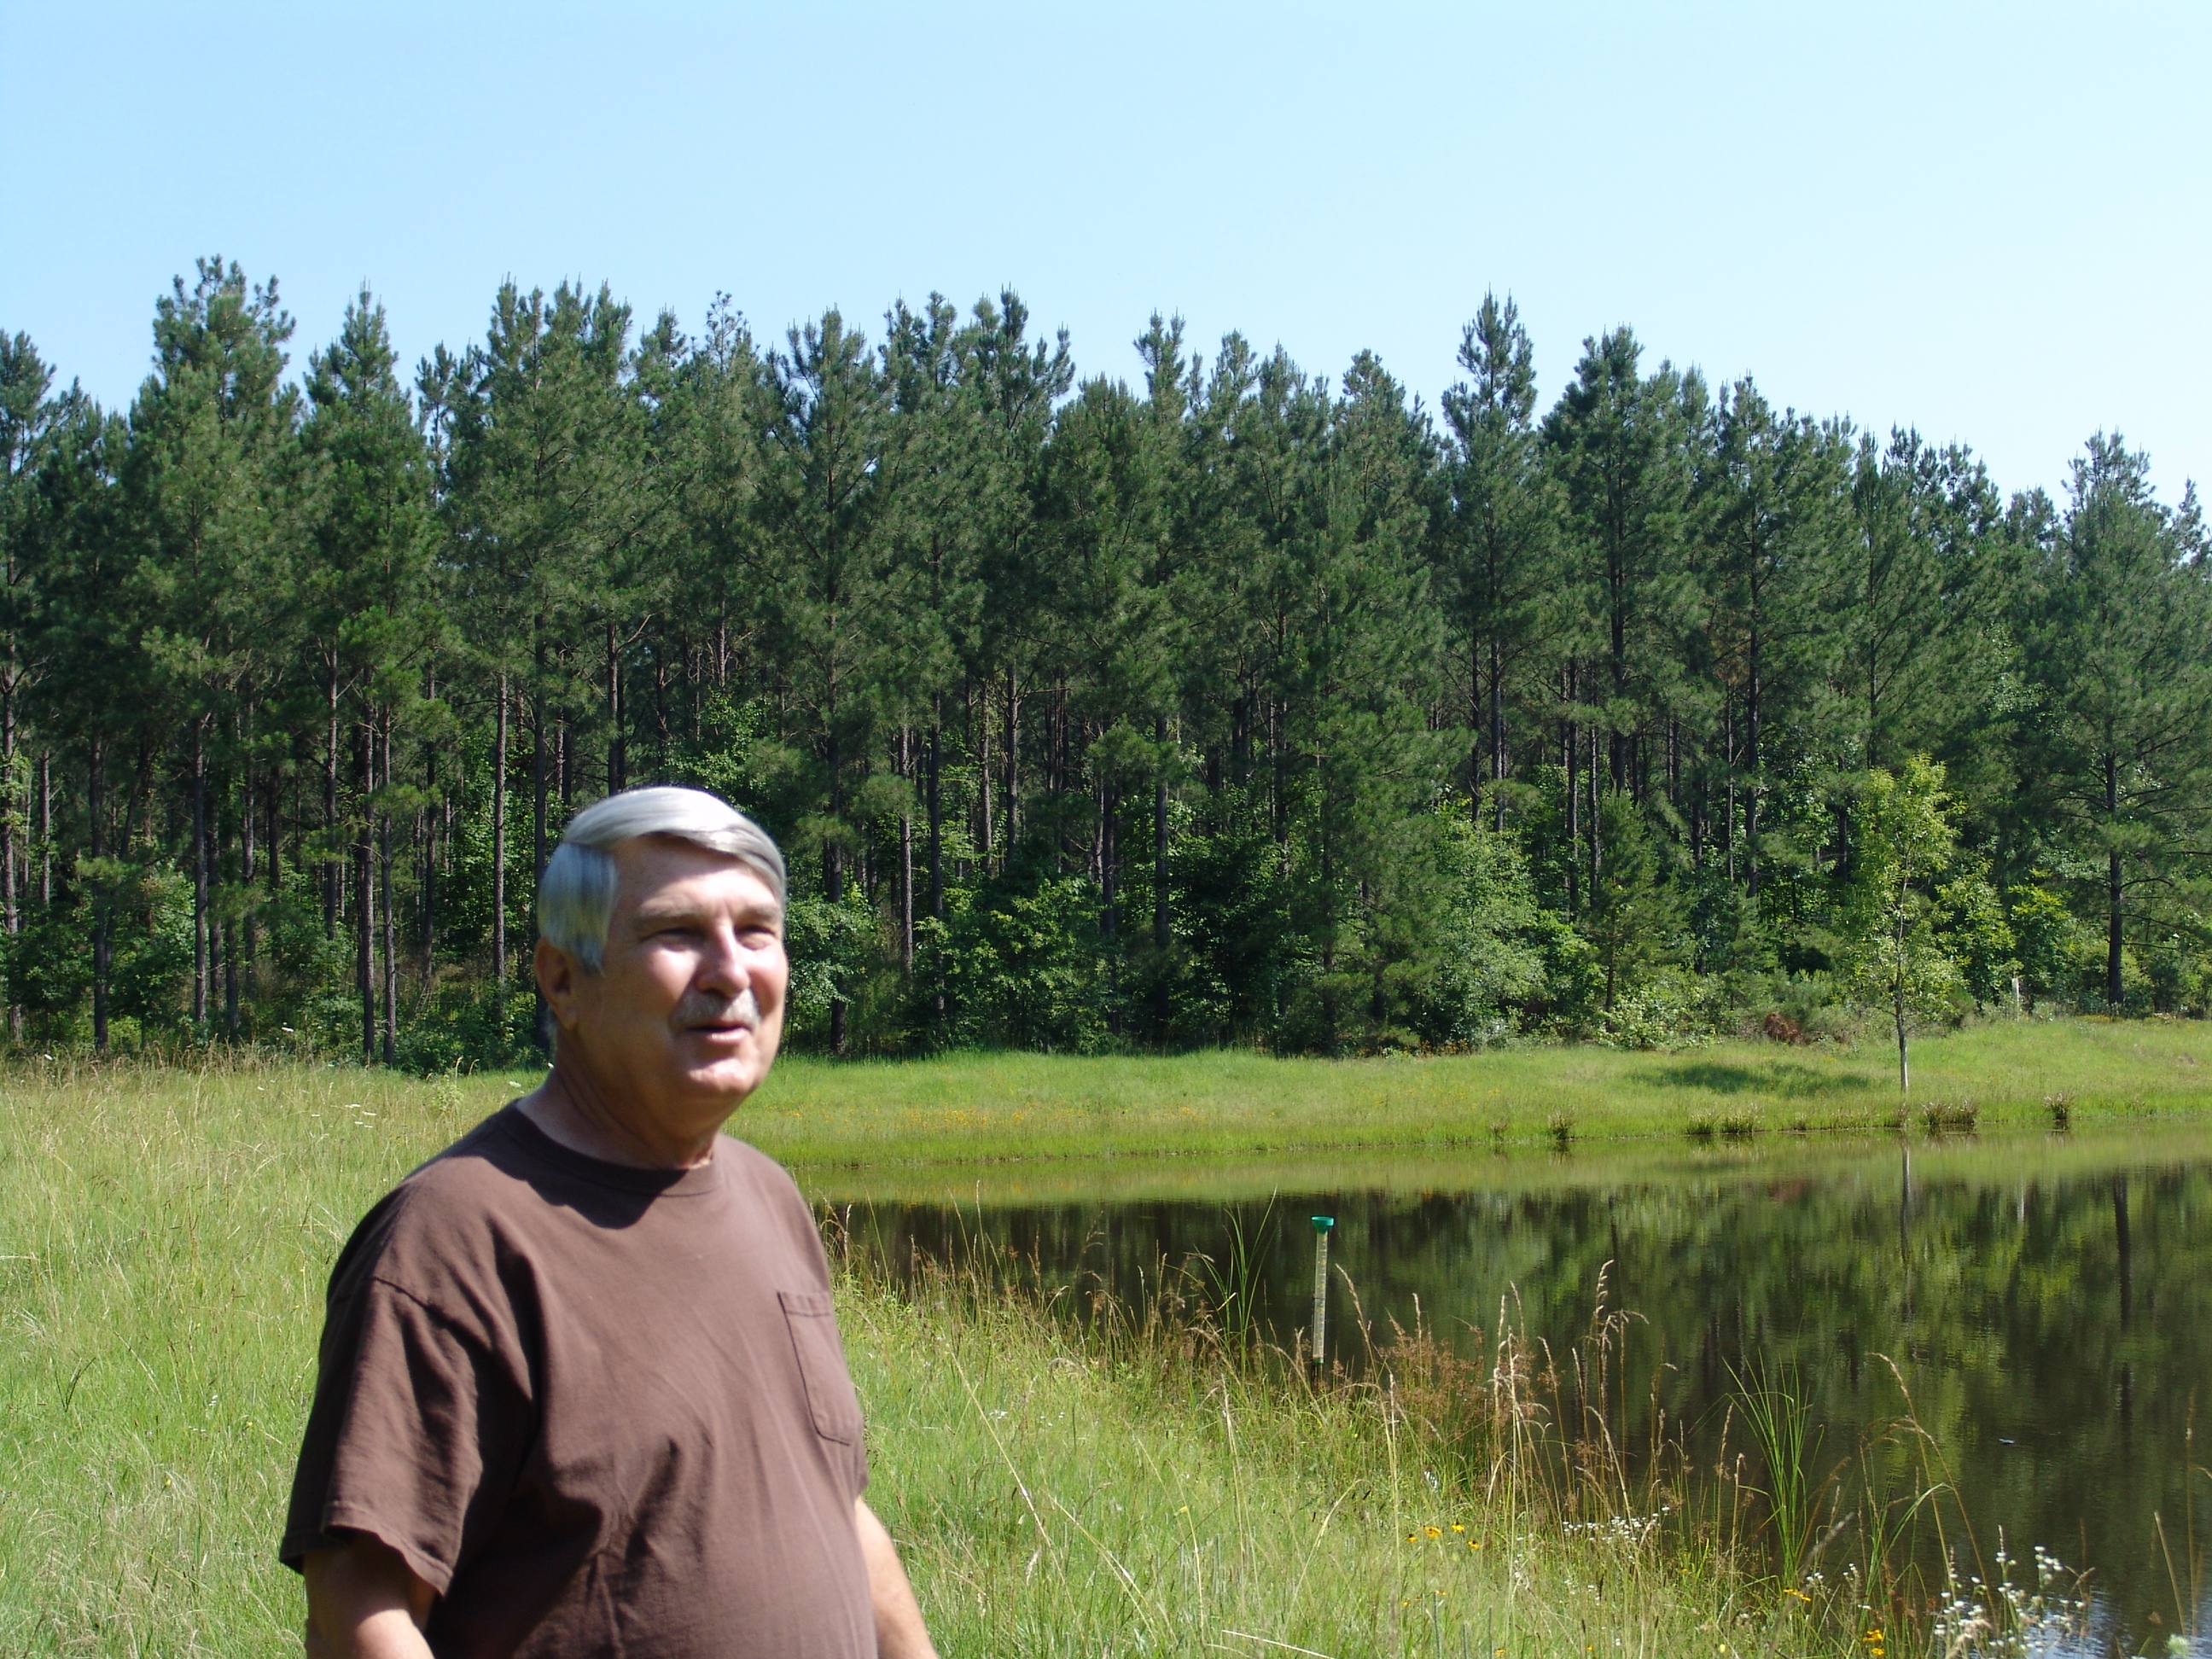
[1647,1061,1876,1098]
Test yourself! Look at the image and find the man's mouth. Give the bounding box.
[675,987,760,1036]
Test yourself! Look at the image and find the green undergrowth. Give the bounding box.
[0,1065,2109,1655]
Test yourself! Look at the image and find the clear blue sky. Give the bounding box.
[3,1,2205,503]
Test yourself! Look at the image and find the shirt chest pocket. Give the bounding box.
[777,1289,864,1445]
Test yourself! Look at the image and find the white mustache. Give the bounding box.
[674,986,760,1031]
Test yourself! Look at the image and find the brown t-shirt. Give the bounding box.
[282,1106,875,1658]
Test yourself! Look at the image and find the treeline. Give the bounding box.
[0,258,2207,1065]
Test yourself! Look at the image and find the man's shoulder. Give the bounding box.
[714,1133,826,1249]
[714,1130,797,1188]
[392,1107,544,1219]
[329,1110,540,1298]
[715,1132,812,1216]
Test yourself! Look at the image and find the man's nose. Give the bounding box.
[695,923,750,991]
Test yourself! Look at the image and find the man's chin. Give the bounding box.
[671,1038,771,1097]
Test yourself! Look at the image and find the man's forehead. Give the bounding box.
[614,839,780,907]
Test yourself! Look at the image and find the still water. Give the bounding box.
[807,1127,2212,1650]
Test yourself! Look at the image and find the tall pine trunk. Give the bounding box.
[240,734,256,1024]
[1894,906,1911,1093]
[2106,750,2124,1007]
[1489,632,1505,833]
[324,667,341,939]
[38,749,50,907]
[976,680,993,866]
[191,715,208,1027]
[421,759,436,986]
[1746,620,1763,899]
[1005,664,1021,859]
[1153,714,1170,1043]
[89,739,108,1051]
[605,620,624,795]
[492,672,509,982]
[927,707,943,1022]
[1563,666,1580,918]
[826,720,847,1056]
[898,725,913,974]
[381,715,398,1066]
[358,720,377,1066]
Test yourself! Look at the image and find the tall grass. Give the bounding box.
[1729,1360,1828,1589]
[843,1242,1787,1658]
[842,1227,2104,1659]
[0,1057,2125,1654]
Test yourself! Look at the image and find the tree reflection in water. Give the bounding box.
[826,1128,2212,1648]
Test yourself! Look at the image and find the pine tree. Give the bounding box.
[444,282,643,1004]
[1542,329,1699,800]
[1695,380,1850,904]
[2023,435,2212,1007]
[0,333,58,1029]
[1440,293,1560,828]
[123,259,298,1034]
[757,309,894,1054]
[301,289,440,1062]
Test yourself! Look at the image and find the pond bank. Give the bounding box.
[825,1122,2212,1650]
[748,1016,2212,1167]
[847,1249,2091,1659]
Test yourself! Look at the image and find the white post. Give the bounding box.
[1310,1215,1335,1371]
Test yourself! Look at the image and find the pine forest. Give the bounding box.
[1,258,2207,1068]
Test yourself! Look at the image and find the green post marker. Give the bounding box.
[1310,1216,1335,1370]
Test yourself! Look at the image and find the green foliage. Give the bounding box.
[785,888,885,1044]
[1580,789,1689,1014]
[927,875,1109,1052]
[1,276,2209,1069]
[1842,756,1963,1088]
[1936,856,2017,1006]
[1416,818,1564,1046]
[2005,880,2078,1003]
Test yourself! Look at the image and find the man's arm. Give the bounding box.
[302,1534,437,1659]
[855,1498,938,1659]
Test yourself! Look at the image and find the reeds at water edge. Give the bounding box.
[835,1214,2133,1658]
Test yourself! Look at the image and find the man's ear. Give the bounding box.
[536,936,587,1030]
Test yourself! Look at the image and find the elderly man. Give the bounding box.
[283,787,936,1658]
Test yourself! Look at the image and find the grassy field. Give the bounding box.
[37,1014,2186,1177]
[748,1015,2212,1167]
[0,1058,2110,1656]
[0,1027,2183,1653]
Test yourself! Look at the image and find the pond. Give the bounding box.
[805,1125,2212,1653]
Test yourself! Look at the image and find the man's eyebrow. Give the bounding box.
[629,899,782,926]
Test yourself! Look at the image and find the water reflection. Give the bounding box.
[812,1129,2212,1650]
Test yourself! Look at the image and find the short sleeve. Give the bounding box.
[282,1271,533,1594]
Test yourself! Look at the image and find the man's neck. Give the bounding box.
[518,1052,724,1171]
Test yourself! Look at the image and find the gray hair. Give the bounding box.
[538,786,787,972]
